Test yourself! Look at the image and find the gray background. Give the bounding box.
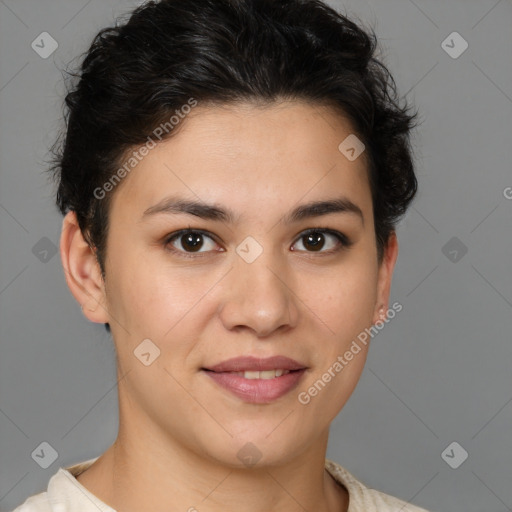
[1,0,511,511]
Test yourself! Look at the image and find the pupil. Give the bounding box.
[305,232,324,251]
[183,233,203,252]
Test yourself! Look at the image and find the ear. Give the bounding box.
[59,211,110,324]
[372,231,399,325]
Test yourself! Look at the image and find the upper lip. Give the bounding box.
[203,355,307,372]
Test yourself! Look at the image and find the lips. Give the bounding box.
[203,355,307,373]
[202,355,308,404]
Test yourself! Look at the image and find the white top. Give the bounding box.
[11,457,431,512]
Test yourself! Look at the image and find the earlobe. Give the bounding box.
[373,231,399,325]
[59,211,109,324]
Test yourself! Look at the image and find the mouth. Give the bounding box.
[201,355,308,404]
[203,355,307,373]
[204,368,296,379]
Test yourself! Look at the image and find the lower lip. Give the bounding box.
[203,369,306,404]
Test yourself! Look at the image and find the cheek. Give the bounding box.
[294,258,377,418]
[106,246,222,348]
[296,272,375,421]
[305,259,378,339]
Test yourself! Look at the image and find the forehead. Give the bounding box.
[109,101,372,222]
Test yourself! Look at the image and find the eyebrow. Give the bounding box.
[141,195,364,226]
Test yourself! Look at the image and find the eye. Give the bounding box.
[165,229,221,257]
[164,227,352,258]
[291,228,352,254]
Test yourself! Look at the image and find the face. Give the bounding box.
[64,100,397,468]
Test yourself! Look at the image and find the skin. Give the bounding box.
[60,100,398,512]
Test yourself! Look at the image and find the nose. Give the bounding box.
[218,249,300,338]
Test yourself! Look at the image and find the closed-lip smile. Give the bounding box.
[202,355,308,404]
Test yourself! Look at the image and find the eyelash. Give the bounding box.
[163,227,353,259]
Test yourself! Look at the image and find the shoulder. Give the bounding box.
[325,459,432,512]
[363,487,431,512]
[9,457,102,512]
[10,491,52,512]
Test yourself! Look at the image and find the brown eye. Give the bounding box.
[165,229,219,255]
[302,232,326,251]
[179,232,205,252]
[291,229,351,253]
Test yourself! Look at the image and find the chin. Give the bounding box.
[225,429,306,467]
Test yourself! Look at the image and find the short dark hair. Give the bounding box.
[49,0,421,332]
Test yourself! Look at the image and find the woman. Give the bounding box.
[13,0,430,510]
